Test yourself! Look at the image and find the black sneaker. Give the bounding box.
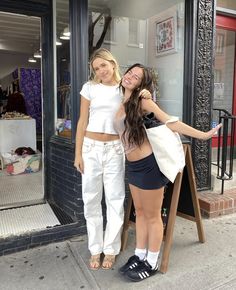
[125,260,158,282]
[119,255,141,274]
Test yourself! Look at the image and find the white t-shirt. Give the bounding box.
[80,81,122,134]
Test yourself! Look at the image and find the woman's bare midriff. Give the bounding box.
[85,131,119,142]
[126,139,153,161]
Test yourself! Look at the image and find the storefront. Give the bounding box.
[0,0,235,254]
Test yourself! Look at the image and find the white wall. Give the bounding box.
[101,18,147,69]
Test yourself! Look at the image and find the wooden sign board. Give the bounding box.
[121,144,205,273]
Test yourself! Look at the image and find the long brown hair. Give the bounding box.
[121,64,154,147]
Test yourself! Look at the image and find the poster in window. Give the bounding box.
[156,14,177,57]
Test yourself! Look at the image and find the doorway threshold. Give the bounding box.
[0,203,61,238]
[0,169,43,208]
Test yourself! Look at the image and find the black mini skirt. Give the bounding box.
[126,153,169,190]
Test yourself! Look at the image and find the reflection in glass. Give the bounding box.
[213,29,235,124]
[55,0,71,138]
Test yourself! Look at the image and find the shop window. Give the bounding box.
[88,0,185,118]
[54,0,71,138]
[213,28,235,119]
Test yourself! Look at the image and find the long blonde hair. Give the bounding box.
[89,48,121,83]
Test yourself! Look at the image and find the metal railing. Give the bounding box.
[212,108,236,194]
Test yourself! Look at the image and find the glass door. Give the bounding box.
[0,12,44,211]
[212,15,236,148]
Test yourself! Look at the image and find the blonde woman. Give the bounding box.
[74,48,124,270]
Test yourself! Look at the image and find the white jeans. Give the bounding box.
[82,137,125,256]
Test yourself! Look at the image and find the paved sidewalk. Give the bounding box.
[1,213,236,290]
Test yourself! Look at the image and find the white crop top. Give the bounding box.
[80,81,122,134]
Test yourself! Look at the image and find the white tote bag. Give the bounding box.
[144,114,185,183]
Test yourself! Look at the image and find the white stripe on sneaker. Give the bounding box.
[138,273,143,279]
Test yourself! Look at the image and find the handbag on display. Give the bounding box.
[143,113,185,183]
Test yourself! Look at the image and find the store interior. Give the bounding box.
[0,11,61,237]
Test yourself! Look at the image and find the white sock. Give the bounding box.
[146,250,159,269]
[135,248,147,260]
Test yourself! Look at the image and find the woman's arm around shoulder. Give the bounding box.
[140,98,171,123]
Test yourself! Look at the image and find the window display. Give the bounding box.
[53,0,185,138]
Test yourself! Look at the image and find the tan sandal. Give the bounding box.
[102,255,116,270]
[89,254,101,270]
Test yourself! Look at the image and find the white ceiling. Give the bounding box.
[0,11,41,80]
[0,0,68,80]
[0,11,41,54]
[0,0,69,54]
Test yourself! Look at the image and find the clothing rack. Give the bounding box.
[57,85,71,119]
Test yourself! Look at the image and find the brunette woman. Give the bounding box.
[114,63,221,282]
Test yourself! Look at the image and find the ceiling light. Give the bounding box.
[56,38,62,45]
[59,34,70,40]
[59,26,70,40]
[28,57,37,63]
[63,27,70,37]
[33,51,41,58]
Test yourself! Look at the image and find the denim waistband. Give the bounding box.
[83,136,121,146]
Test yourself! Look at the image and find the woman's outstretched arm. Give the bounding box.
[141,98,222,140]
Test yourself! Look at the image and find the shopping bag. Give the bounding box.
[143,113,185,183]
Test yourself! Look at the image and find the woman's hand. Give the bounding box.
[202,123,222,140]
[139,89,152,100]
[74,155,84,174]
